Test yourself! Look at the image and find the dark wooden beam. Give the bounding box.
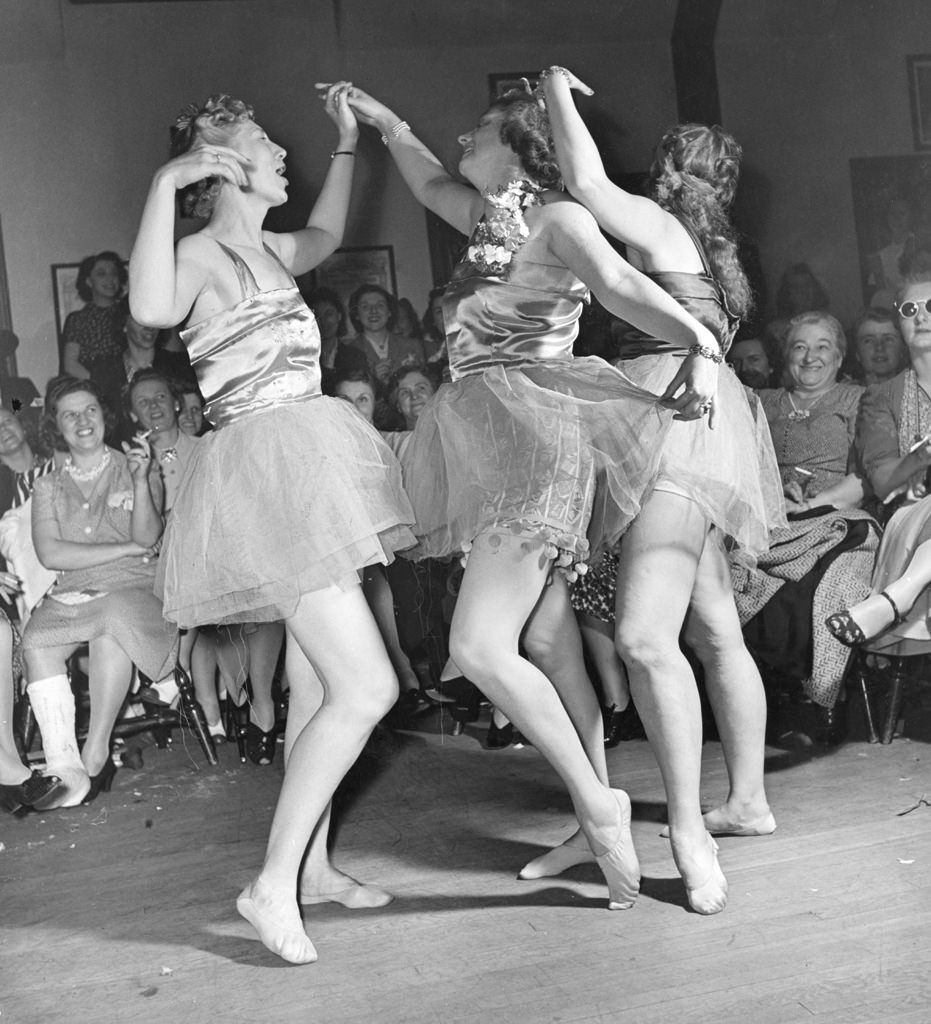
[671,0,723,125]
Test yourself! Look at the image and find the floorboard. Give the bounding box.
[1,710,929,1024]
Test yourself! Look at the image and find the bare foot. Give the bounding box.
[659,805,776,838]
[237,877,317,964]
[517,828,594,880]
[299,867,393,909]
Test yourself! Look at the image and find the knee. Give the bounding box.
[448,632,495,685]
[614,622,674,673]
[355,668,398,724]
[682,618,743,665]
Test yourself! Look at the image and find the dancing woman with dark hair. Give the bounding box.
[532,68,784,913]
[344,81,724,914]
[129,86,415,964]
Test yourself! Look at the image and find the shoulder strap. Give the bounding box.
[673,215,713,277]
[262,242,295,284]
[215,241,262,300]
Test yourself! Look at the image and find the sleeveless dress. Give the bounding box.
[398,248,672,565]
[571,225,785,623]
[156,243,416,628]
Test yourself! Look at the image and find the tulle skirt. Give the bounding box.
[618,354,786,556]
[157,397,416,628]
[399,358,672,563]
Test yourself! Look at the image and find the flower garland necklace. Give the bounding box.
[65,447,111,483]
[466,179,544,276]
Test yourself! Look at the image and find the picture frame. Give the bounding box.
[907,54,931,151]
[488,72,539,103]
[298,245,397,314]
[849,155,931,305]
[50,262,84,342]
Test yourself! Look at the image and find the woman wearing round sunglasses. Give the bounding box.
[827,272,931,648]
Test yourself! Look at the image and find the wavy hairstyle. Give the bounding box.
[169,94,255,219]
[649,123,751,319]
[75,251,127,303]
[41,375,117,452]
[487,90,562,191]
[782,311,848,368]
[348,284,397,335]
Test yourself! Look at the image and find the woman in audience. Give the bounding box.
[536,68,783,912]
[309,287,368,391]
[765,262,830,348]
[346,78,726,917]
[848,308,908,386]
[129,86,414,964]
[23,376,176,808]
[395,297,424,342]
[177,383,208,437]
[827,274,931,652]
[346,285,425,386]
[61,251,127,380]
[732,313,878,736]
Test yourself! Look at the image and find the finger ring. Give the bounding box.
[214,153,221,163]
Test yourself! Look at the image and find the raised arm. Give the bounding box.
[344,86,483,235]
[540,66,681,260]
[129,146,249,328]
[269,83,359,277]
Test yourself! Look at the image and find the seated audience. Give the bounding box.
[765,261,830,349]
[733,312,879,738]
[60,251,126,379]
[848,308,909,386]
[23,376,176,807]
[308,287,368,392]
[395,297,424,342]
[420,286,448,367]
[828,273,931,654]
[177,383,209,437]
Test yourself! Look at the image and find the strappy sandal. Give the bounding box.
[246,722,276,766]
[826,590,903,647]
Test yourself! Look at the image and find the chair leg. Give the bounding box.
[881,659,910,744]
[174,665,218,766]
[856,662,880,744]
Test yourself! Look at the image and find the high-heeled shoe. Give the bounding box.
[602,702,646,747]
[0,770,64,813]
[826,590,903,647]
[674,834,728,915]
[82,758,117,804]
[246,722,276,766]
[593,789,640,911]
[485,719,513,749]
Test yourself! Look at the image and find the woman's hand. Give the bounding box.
[154,144,249,193]
[373,359,393,384]
[316,81,359,141]
[123,432,154,483]
[659,350,719,427]
[539,66,594,96]
[338,85,397,130]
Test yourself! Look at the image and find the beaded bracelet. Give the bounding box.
[688,342,724,364]
[330,150,355,159]
[380,121,411,146]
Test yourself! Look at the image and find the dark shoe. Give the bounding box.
[603,702,646,747]
[82,758,117,804]
[0,770,64,812]
[511,729,532,748]
[811,702,847,748]
[485,719,513,749]
[246,722,276,766]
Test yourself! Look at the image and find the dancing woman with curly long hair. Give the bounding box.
[525,68,784,914]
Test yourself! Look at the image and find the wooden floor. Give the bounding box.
[2,708,930,1024]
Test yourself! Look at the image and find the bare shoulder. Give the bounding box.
[530,193,599,239]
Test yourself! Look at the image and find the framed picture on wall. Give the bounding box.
[298,245,397,315]
[50,263,84,341]
[907,55,931,151]
[488,72,539,103]
[849,155,931,306]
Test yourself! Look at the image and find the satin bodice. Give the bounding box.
[180,243,321,428]
[443,256,589,381]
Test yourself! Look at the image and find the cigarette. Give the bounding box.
[793,466,814,477]
[909,433,931,453]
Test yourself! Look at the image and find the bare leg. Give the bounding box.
[827,536,931,643]
[82,635,134,776]
[246,621,284,733]
[282,634,393,908]
[362,566,420,692]
[682,533,774,836]
[189,630,221,729]
[579,614,631,710]
[236,581,398,964]
[615,490,727,914]
[0,621,29,784]
[450,531,638,908]
[517,576,607,879]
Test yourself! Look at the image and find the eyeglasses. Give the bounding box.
[896,297,931,318]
